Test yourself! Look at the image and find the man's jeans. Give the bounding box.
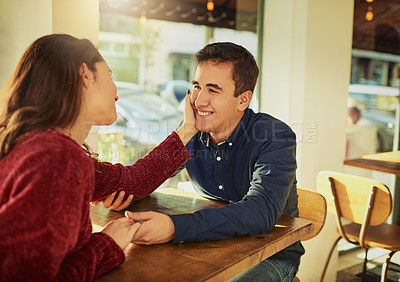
[229,258,297,282]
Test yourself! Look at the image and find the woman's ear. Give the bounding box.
[238,90,253,111]
[79,63,95,89]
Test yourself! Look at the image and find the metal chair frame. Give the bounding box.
[319,172,399,282]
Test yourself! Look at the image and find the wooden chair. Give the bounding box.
[297,188,327,241]
[293,188,327,282]
[317,171,400,282]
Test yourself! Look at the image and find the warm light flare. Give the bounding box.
[207,0,214,11]
[365,11,373,21]
[365,0,373,21]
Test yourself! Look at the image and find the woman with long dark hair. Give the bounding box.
[0,34,197,281]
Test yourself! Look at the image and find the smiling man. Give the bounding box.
[125,42,304,281]
[190,59,250,145]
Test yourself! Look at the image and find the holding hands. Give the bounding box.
[101,217,141,250]
[125,211,175,245]
[95,202,175,245]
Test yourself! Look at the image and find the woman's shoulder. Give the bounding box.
[23,129,82,151]
[1,129,95,192]
[15,129,92,166]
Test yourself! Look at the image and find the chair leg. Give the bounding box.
[361,248,369,282]
[380,251,395,282]
[320,236,342,282]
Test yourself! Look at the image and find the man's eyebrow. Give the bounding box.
[191,80,223,91]
[206,83,223,91]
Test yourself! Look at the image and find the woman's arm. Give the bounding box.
[92,94,196,202]
[93,131,191,202]
[0,144,132,281]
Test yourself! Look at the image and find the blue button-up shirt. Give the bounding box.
[170,108,304,267]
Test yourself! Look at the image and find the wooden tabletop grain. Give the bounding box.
[91,188,313,282]
[344,151,400,176]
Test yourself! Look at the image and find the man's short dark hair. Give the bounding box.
[195,42,259,97]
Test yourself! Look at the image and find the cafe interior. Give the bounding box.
[1,0,400,281]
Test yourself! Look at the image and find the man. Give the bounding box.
[117,42,303,281]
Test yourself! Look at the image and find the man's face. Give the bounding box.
[191,61,243,141]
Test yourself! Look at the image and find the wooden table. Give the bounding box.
[344,150,400,225]
[344,150,400,177]
[91,188,313,282]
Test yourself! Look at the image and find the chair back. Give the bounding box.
[297,188,327,240]
[317,171,392,226]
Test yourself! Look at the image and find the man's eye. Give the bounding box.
[209,88,218,93]
[194,85,201,90]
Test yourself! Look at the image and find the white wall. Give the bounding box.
[0,0,99,150]
[0,0,52,88]
[0,0,99,87]
[260,0,354,281]
[0,0,52,113]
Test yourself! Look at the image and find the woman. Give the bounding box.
[0,34,197,281]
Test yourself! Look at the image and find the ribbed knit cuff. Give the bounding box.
[91,232,125,278]
[165,131,192,161]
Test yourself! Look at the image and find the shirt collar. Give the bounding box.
[199,108,252,148]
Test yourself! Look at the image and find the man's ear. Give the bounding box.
[238,90,253,111]
[79,63,95,89]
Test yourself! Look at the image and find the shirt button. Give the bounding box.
[218,185,223,190]
[216,156,221,161]
[229,142,233,146]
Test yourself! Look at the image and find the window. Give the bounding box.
[98,0,261,190]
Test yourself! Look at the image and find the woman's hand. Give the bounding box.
[176,91,198,145]
[101,217,140,250]
[90,191,133,211]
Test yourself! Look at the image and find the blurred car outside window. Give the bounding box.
[159,80,193,106]
[98,82,190,188]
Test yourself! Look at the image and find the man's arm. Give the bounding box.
[125,129,297,244]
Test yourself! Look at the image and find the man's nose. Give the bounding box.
[194,90,208,108]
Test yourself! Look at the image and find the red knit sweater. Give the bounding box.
[0,130,190,281]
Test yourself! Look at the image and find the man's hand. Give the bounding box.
[101,217,140,250]
[124,211,175,245]
[91,191,133,211]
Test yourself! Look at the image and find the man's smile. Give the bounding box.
[197,110,214,116]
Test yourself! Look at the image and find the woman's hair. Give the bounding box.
[195,42,259,97]
[0,34,103,159]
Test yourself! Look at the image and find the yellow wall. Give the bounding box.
[52,0,99,45]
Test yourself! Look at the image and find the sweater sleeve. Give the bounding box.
[0,142,124,281]
[92,131,191,201]
[56,233,124,281]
